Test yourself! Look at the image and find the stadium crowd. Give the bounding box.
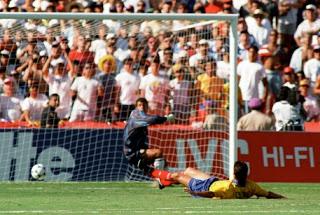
[0,0,319,131]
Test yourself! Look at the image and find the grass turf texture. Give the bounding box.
[0,182,319,214]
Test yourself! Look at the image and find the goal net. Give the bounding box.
[0,13,238,181]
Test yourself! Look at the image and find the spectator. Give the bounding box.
[42,54,75,119]
[294,4,320,47]
[115,33,138,63]
[96,55,118,122]
[115,57,141,121]
[290,33,313,73]
[172,2,190,30]
[303,45,320,89]
[146,36,159,59]
[282,66,297,89]
[239,0,261,18]
[247,9,270,47]
[173,31,188,58]
[40,93,61,128]
[203,100,228,130]
[20,83,48,126]
[68,34,94,65]
[169,64,191,124]
[237,45,268,113]
[160,0,173,13]
[272,86,303,131]
[238,30,254,61]
[212,37,228,61]
[69,63,103,122]
[139,56,170,115]
[42,28,55,56]
[158,33,173,64]
[237,97,273,130]
[204,0,222,14]
[174,50,190,69]
[237,17,257,47]
[245,6,272,38]
[217,52,230,80]
[159,48,173,77]
[0,77,22,122]
[189,39,214,67]
[0,29,17,60]
[22,52,48,95]
[299,79,320,122]
[136,0,146,13]
[89,24,107,55]
[0,49,15,74]
[261,54,282,115]
[196,59,224,107]
[277,0,297,48]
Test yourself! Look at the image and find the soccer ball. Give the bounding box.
[31,164,46,180]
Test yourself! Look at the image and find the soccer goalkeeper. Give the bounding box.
[162,161,285,199]
[123,97,174,186]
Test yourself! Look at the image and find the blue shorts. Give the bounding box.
[188,176,218,193]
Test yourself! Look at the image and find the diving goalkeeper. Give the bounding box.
[123,97,174,184]
[161,161,285,199]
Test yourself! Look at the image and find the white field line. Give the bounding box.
[0,210,320,214]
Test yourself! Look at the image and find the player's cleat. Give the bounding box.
[155,178,165,190]
[155,177,174,190]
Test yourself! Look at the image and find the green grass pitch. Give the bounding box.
[0,182,320,214]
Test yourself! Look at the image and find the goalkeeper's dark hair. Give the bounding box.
[135,97,148,106]
[233,161,248,187]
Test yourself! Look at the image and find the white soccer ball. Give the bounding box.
[31,164,46,180]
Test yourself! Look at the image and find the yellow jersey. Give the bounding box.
[197,73,224,100]
[208,179,269,199]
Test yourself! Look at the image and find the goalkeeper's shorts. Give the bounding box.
[188,176,219,193]
[124,148,147,168]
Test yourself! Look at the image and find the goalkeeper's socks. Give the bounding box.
[151,169,171,180]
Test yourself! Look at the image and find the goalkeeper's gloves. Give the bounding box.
[165,114,175,122]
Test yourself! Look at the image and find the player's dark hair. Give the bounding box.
[233,161,248,187]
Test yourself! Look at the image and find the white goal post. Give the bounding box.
[0,12,238,181]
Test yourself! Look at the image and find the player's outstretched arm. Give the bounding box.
[184,188,215,198]
[266,191,286,199]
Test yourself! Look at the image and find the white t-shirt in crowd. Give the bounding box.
[139,73,170,105]
[289,47,303,72]
[237,60,266,101]
[169,78,190,105]
[43,72,74,119]
[294,19,320,40]
[303,58,320,88]
[272,100,302,131]
[115,69,140,105]
[0,94,22,122]
[217,60,230,80]
[21,94,48,121]
[70,76,101,111]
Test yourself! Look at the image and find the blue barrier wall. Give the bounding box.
[0,129,129,181]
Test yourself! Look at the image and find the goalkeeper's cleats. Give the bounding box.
[155,178,173,190]
[156,178,165,190]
